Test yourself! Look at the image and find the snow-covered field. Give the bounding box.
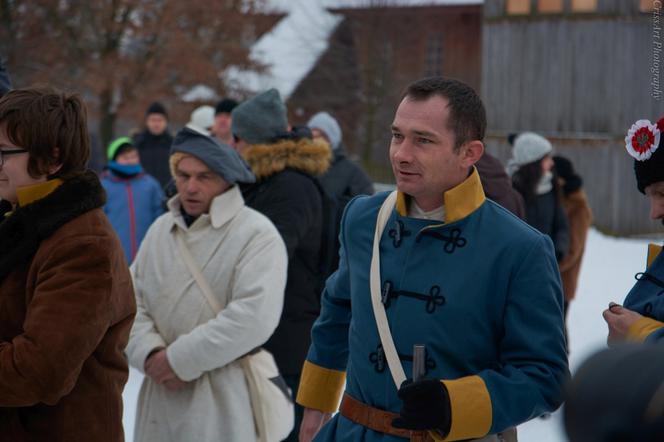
[122,228,660,442]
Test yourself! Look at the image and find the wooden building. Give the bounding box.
[482,0,662,234]
[287,3,482,182]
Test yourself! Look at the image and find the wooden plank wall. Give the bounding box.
[486,134,664,235]
[482,0,662,234]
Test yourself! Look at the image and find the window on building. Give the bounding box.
[539,0,563,13]
[572,0,598,12]
[640,0,657,12]
[506,0,531,15]
[425,33,443,77]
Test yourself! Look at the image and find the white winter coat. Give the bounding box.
[126,185,288,442]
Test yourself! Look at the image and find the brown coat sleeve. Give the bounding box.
[0,233,121,406]
[558,191,593,301]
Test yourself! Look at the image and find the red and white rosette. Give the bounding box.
[625,119,660,161]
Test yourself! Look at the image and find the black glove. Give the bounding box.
[392,378,452,435]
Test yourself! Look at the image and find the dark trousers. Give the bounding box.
[283,374,304,442]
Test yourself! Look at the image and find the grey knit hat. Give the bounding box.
[170,127,255,184]
[307,111,342,150]
[506,132,553,175]
[231,89,288,145]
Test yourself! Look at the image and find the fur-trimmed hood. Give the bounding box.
[0,170,106,283]
[241,137,332,180]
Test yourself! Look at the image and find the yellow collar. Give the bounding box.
[396,166,486,224]
[16,179,64,207]
[647,243,663,268]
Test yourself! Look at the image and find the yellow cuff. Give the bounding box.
[627,317,664,342]
[431,376,492,441]
[296,360,346,413]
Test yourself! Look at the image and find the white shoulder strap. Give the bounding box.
[369,191,407,388]
[174,228,222,314]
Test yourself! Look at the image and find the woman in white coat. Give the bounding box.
[126,127,288,442]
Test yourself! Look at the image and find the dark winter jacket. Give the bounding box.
[318,145,374,275]
[101,168,164,262]
[524,189,570,261]
[0,171,136,442]
[241,137,331,375]
[133,129,174,187]
[0,58,11,97]
[475,152,525,219]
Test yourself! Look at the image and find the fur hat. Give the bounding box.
[186,105,215,136]
[145,101,168,118]
[506,132,553,175]
[215,98,239,115]
[231,89,288,145]
[170,127,255,185]
[625,118,664,194]
[307,111,342,150]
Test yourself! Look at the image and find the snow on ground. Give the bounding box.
[122,228,660,441]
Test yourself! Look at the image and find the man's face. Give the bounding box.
[0,124,46,203]
[146,114,168,136]
[646,181,664,221]
[389,95,480,210]
[174,155,230,217]
[115,148,140,165]
[213,113,232,140]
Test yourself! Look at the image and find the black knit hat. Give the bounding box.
[553,155,583,195]
[146,101,168,118]
[625,117,664,194]
[215,98,239,115]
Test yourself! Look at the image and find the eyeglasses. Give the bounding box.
[0,149,28,167]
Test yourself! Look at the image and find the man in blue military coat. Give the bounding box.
[296,77,569,442]
[603,116,664,344]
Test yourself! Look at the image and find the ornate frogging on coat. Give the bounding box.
[381,280,446,313]
[417,227,467,254]
[388,220,411,248]
[369,344,436,374]
[0,171,106,284]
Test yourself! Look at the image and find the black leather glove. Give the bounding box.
[392,378,452,435]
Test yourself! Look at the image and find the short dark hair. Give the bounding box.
[403,77,486,150]
[0,87,90,179]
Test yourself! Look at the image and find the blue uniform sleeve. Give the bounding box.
[477,234,569,433]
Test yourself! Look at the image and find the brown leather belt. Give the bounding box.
[339,392,435,442]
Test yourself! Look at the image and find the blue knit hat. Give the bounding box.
[170,127,255,185]
[231,89,288,145]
